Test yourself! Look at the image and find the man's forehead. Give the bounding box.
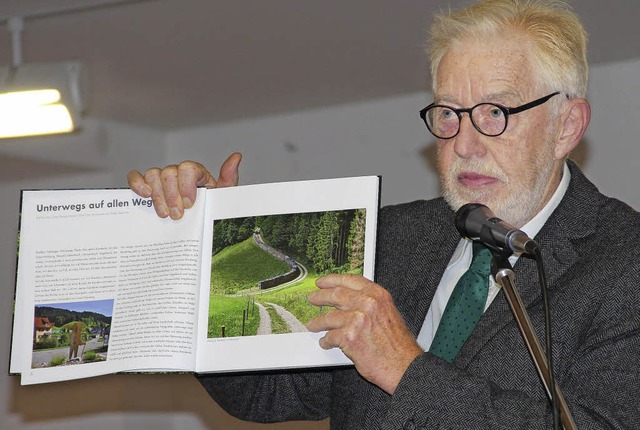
[434,37,536,103]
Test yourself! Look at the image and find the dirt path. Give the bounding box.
[256,302,272,335]
[266,302,308,333]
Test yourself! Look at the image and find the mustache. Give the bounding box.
[447,158,510,184]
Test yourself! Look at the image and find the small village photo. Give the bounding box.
[208,209,367,339]
[32,299,113,368]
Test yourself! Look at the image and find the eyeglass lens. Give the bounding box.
[426,103,506,138]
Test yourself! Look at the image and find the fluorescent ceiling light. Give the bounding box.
[0,17,87,139]
[0,62,87,139]
[0,89,74,138]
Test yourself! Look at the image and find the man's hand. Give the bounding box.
[127,152,242,220]
[306,274,423,395]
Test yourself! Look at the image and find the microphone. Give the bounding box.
[454,203,539,254]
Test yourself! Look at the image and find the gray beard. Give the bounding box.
[440,153,556,228]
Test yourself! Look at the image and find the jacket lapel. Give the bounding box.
[393,200,461,337]
[455,160,603,366]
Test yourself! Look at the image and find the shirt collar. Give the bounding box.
[520,161,571,240]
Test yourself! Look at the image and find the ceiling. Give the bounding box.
[0,0,639,131]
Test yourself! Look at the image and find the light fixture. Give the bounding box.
[0,17,87,139]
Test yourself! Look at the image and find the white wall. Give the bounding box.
[581,58,640,208]
[166,92,439,207]
[1,57,639,430]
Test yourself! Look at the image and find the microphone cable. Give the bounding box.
[532,246,560,430]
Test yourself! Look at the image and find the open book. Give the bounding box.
[10,176,380,385]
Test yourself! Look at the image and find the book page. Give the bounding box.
[12,188,207,385]
[196,176,379,373]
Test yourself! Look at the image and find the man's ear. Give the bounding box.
[554,98,591,159]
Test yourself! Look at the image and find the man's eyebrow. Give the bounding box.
[433,91,523,106]
[483,91,523,105]
[432,94,459,105]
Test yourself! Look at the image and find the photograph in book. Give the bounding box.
[208,209,367,339]
[31,299,113,368]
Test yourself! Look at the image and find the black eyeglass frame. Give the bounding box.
[419,91,562,139]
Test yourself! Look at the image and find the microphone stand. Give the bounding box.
[490,251,577,430]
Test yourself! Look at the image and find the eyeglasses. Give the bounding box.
[419,92,561,139]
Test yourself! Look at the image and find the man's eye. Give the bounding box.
[489,108,504,118]
[441,109,455,119]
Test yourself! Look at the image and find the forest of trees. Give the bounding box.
[212,209,367,275]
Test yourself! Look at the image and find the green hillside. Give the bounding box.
[211,237,291,294]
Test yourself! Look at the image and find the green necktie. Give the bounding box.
[429,242,493,363]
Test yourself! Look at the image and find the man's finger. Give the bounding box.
[143,167,170,218]
[308,286,358,309]
[306,309,346,332]
[127,170,152,198]
[315,273,371,291]
[177,161,214,209]
[216,152,242,188]
[159,165,184,220]
[317,328,348,351]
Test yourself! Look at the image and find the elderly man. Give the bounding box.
[128,0,640,428]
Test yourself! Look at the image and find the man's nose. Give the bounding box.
[452,113,488,159]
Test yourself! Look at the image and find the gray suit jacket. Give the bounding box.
[199,161,640,429]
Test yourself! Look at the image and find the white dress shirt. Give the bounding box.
[417,163,571,350]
